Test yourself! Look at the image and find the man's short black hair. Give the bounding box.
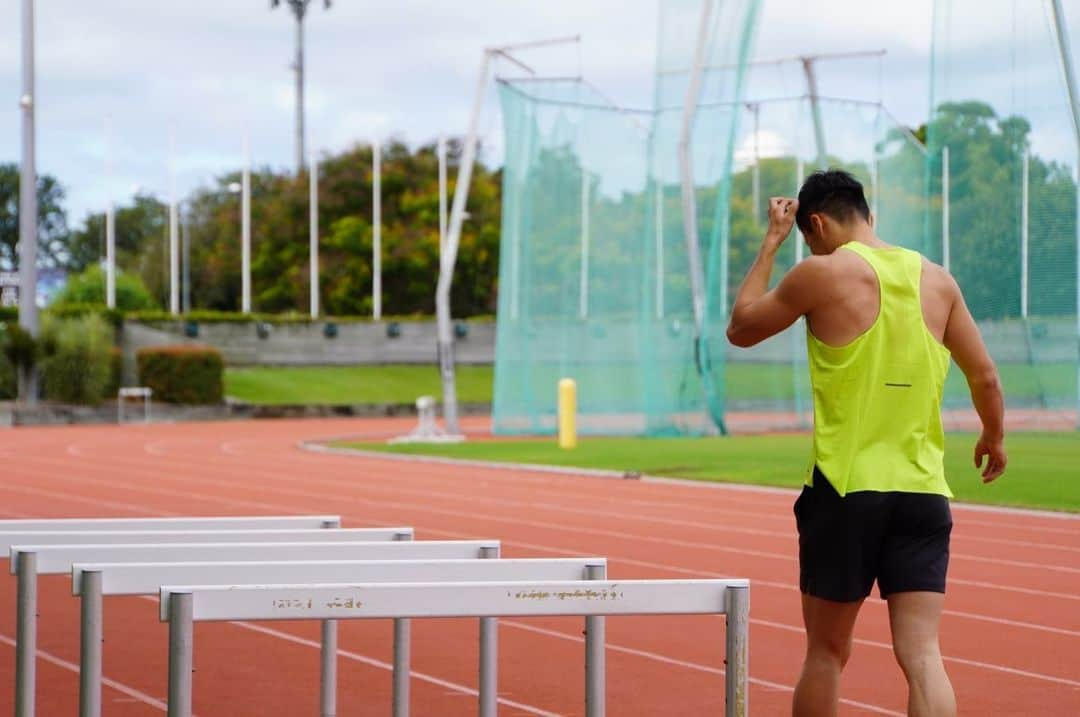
[795,169,871,234]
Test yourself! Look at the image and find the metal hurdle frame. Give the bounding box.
[74,557,606,717]
[1,516,342,717]
[10,538,520,717]
[4,526,425,717]
[162,579,750,717]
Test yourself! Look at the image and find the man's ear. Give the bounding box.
[810,213,825,239]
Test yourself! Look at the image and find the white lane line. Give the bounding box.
[501,621,905,716]
[198,447,1080,572]
[230,620,563,717]
[309,442,1080,523]
[8,454,1079,666]
[11,454,1080,611]
[751,618,1080,688]
[0,633,172,713]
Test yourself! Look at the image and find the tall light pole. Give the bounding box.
[17,0,38,407]
[270,0,331,174]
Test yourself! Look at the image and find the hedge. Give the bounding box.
[137,345,223,404]
[39,314,113,405]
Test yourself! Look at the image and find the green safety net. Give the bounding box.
[492,0,762,435]
[494,0,1077,434]
[928,0,1079,419]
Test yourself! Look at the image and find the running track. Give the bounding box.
[0,418,1077,716]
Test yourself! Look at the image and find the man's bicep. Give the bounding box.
[728,267,817,346]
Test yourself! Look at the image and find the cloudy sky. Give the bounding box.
[1,0,948,224]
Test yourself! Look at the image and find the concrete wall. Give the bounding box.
[121,319,496,367]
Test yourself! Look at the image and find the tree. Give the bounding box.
[52,264,158,311]
[0,163,71,270]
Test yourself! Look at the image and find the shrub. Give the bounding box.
[38,314,114,405]
[1,321,37,370]
[0,325,15,399]
[137,345,223,404]
[52,265,158,312]
[106,346,123,397]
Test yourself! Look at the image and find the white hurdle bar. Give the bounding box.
[5,528,418,717]
[1,515,341,717]
[0,515,342,532]
[162,579,749,717]
[76,557,606,717]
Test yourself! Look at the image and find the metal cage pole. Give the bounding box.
[579,170,590,319]
[1021,149,1030,319]
[942,146,951,272]
[1049,0,1080,428]
[677,0,713,343]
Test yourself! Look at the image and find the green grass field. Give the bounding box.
[224,365,494,405]
[226,362,1073,407]
[347,433,1080,513]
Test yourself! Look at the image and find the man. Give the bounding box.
[726,169,1007,717]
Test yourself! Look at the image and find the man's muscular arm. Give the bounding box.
[941,274,1007,482]
[727,197,826,347]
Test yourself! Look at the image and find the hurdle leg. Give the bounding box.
[584,561,607,717]
[320,619,338,717]
[15,551,37,717]
[79,570,104,717]
[167,592,194,717]
[320,516,342,717]
[478,544,499,717]
[724,585,749,717]
[392,528,413,717]
[392,617,410,717]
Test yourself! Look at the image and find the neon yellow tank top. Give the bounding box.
[806,242,952,497]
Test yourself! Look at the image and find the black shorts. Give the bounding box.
[794,466,953,602]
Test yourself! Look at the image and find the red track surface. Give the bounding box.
[0,418,1077,716]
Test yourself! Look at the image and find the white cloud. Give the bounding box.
[0,0,976,225]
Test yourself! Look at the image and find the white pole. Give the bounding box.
[105,204,115,309]
[795,158,805,263]
[437,50,492,435]
[751,103,761,226]
[105,119,116,309]
[168,130,179,314]
[579,170,590,319]
[1021,149,1029,318]
[942,146,951,272]
[242,134,252,314]
[871,156,879,223]
[309,154,319,318]
[373,141,382,320]
[1047,0,1080,428]
[18,0,38,404]
[655,183,664,319]
[438,136,448,256]
[677,0,714,339]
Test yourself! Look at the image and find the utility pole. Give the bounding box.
[17,4,38,398]
[271,0,331,174]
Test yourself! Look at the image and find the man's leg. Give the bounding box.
[887,591,955,717]
[792,594,864,717]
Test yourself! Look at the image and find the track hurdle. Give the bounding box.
[162,579,750,717]
[75,557,605,717]
[0,516,339,717]
[5,528,421,717]
[0,515,342,532]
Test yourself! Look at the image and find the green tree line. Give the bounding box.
[0,140,503,317]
